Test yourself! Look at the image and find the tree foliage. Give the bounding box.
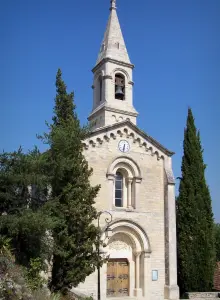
[43,69,101,294]
[177,108,215,295]
[0,148,53,267]
[0,68,103,295]
[26,258,46,291]
[214,223,220,262]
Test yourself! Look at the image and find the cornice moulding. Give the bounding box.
[92,58,134,73]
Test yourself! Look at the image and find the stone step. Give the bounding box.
[187,292,220,299]
[187,299,220,300]
[107,298,137,300]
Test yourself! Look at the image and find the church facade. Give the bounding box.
[75,1,179,299]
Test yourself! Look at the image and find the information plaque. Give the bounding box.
[152,270,158,281]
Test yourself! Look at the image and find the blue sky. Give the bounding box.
[1,0,219,221]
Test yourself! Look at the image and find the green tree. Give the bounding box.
[214,223,220,261]
[177,108,215,295]
[0,148,53,267]
[52,68,74,126]
[44,69,101,294]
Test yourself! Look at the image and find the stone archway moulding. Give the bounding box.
[110,68,131,83]
[102,219,151,254]
[107,156,142,180]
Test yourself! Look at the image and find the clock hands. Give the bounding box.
[118,140,130,153]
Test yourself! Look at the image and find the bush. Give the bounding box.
[0,234,62,300]
[25,258,46,291]
[0,259,33,300]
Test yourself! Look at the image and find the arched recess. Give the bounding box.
[107,156,141,178]
[103,219,151,253]
[93,70,105,106]
[115,73,125,100]
[102,219,151,298]
[112,69,128,101]
[110,68,130,83]
[107,156,142,209]
[98,75,103,102]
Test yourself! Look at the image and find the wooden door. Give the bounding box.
[107,259,129,297]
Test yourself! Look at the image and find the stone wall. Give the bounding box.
[214,262,220,291]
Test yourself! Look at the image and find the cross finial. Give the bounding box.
[110,0,116,10]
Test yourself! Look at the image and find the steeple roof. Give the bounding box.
[96,0,131,65]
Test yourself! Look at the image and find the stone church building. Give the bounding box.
[75,1,179,299]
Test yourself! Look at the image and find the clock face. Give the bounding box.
[118,140,130,153]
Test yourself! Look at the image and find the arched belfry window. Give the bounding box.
[99,76,102,102]
[115,73,125,100]
[115,172,123,207]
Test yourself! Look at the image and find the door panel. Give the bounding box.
[107,259,129,297]
[117,261,129,296]
[107,261,117,297]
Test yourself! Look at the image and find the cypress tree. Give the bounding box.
[214,223,220,262]
[52,68,75,126]
[177,108,215,295]
[46,69,101,294]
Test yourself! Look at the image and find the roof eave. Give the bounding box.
[86,120,175,157]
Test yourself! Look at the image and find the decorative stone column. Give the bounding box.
[127,177,133,209]
[134,252,142,297]
[144,252,151,300]
[134,177,142,209]
[103,75,113,104]
[100,248,108,300]
[107,173,115,209]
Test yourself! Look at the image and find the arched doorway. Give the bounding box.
[103,220,151,298]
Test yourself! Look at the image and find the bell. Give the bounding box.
[115,85,124,99]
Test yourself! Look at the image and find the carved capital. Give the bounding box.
[103,75,113,80]
[135,176,142,184]
[106,173,115,181]
[134,251,142,257]
[144,251,151,258]
[127,177,133,184]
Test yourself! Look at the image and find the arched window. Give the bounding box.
[99,76,102,102]
[115,73,125,100]
[115,172,123,207]
[107,157,142,210]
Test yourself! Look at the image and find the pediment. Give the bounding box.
[83,120,174,160]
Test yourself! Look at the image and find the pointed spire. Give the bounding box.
[110,0,116,10]
[96,0,131,65]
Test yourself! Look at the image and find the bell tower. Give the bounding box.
[88,0,138,130]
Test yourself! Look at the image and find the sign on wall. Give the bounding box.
[152,270,158,281]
